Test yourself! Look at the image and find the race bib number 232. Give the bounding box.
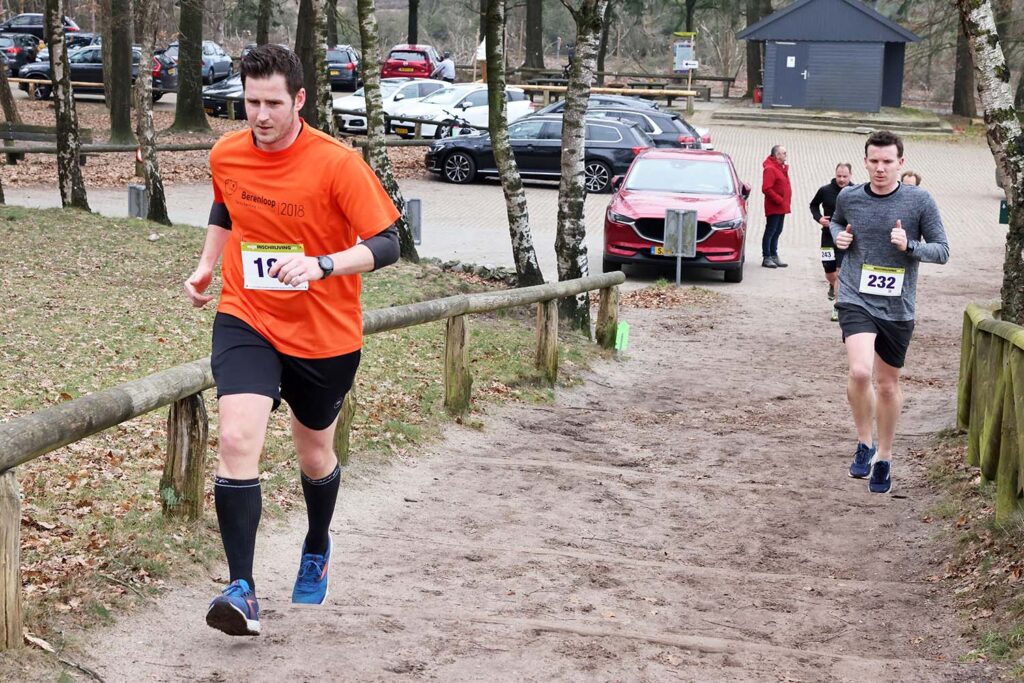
[858,264,904,297]
[241,242,309,291]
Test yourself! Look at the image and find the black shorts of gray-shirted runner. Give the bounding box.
[211,313,360,430]
[836,303,914,369]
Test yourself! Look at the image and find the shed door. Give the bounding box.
[772,42,808,108]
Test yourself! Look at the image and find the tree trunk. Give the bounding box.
[407,0,418,44]
[256,0,272,45]
[596,0,613,86]
[100,0,111,104]
[357,0,419,262]
[487,0,544,287]
[171,0,211,132]
[479,0,486,41]
[952,24,977,118]
[955,0,1024,323]
[134,0,170,225]
[326,0,338,46]
[296,0,328,130]
[524,0,544,69]
[108,0,134,144]
[46,0,89,210]
[0,66,22,123]
[555,0,606,332]
[744,0,762,98]
[1016,76,1024,111]
[685,0,697,32]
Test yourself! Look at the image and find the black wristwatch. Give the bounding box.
[317,255,334,279]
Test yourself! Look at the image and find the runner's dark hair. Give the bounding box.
[864,130,903,157]
[241,44,304,100]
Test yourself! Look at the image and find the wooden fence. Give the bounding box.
[957,302,1024,523]
[0,271,625,649]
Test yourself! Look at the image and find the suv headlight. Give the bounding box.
[607,211,635,226]
[711,218,744,230]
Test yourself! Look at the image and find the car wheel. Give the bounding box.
[434,123,452,139]
[151,91,163,102]
[585,160,612,193]
[443,151,476,184]
[602,258,622,273]
[724,254,744,283]
[32,84,51,100]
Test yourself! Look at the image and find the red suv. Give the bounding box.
[381,43,441,79]
[603,148,750,282]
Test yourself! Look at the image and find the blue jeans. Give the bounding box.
[762,214,785,258]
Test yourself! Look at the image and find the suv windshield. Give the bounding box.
[327,50,350,63]
[625,158,734,195]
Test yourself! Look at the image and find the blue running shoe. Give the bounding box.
[206,579,260,636]
[848,442,875,479]
[292,536,332,605]
[869,460,892,494]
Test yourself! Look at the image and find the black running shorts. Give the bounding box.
[837,304,915,369]
[211,313,360,430]
[821,228,844,274]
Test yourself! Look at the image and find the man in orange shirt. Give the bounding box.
[184,45,400,636]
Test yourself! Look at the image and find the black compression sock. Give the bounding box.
[213,476,262,592]
[301,464,341,556]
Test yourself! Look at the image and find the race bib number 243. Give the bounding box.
[241,242,309,291]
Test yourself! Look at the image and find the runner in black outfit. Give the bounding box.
[810,163,853,322]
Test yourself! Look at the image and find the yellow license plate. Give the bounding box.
[395,127,410,135]
[204,107,215,115]
[330,70,339,76]
[168,68,176,75]
[651,246,666,255]
[398,67,414,72]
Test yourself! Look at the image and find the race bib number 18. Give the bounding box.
[858,264,904,297]
[241,242,309,291]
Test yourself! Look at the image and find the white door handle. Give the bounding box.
[801,70,809,79]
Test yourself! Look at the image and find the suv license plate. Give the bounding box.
[395,126,410,135]
[330,70,339,76]
[398,67,413,72]
[651,246,666,255]
[204,107,215,115]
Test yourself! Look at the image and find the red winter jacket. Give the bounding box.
[762,156,792,216]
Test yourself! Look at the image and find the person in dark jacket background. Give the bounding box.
[761,145,792,268]
[810,162,853,321]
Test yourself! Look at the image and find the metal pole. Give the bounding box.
[407,198,422,245]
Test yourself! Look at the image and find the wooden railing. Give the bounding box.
[0,272,625,649]
[454,65,738,97]
[957,302,1024,523]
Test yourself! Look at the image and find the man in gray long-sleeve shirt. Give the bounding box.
[830,130,949,494]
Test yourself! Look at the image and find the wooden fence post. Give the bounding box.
[444,315,472,414]
[333,389,357,467]
[160,393,208,520]
[536,299,558,384]
[595,286,619,349]
[0,468,21,650]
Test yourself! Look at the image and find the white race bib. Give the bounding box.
[241,242,309,291]
[820,247,835,262]
[858,264,904,297]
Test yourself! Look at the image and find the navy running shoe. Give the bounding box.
[869,460,892,494]
[292,536,332,605]
[206,579,260,636]
[848,442,875,479]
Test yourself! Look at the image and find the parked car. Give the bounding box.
[529,94,659,118]
[19,45,177,100]
[426,114,654,193]
[333,77,446,133]
[380,43,442,79]
[0,13,78,40]
[327,45,361,91]
[0,33,41,76]
[203,72,244,119]
[38,31,99,62]
[163,40,231,84]
[390,83,532,138]
[588,107,708,149]
[602,148,749,282]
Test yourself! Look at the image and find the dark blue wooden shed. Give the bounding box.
[737,0,919,113]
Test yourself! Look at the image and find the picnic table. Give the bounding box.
[626,81,669,91]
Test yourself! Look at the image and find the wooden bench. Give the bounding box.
[0,122,93,165]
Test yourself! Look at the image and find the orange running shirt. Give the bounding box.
[210,122,399,358]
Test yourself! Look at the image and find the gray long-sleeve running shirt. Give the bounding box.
[830,183,949,322]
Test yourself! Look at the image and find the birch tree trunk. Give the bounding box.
[134,0,170,225]
[108,0,135,144]
[524,0,544,69]
[256,0,272,45]
[956,0,1024,323]
[486,0,544,287]
[171,0,211,132]
[0,65,22,123]
[317,0,334,135]
[555,0,606,332]
[357,0,419,262]
[46,0,89,210]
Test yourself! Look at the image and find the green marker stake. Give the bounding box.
[615,321,630,352]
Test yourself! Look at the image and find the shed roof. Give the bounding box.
[737,0,919,43]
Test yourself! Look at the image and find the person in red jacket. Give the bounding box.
[761,145,792,268]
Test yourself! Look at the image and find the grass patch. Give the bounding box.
[923,431,1024,677]
[0,206,602,652]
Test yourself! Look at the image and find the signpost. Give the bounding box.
[663,208,698,287]
[672,31,698,115]
[1000,199,1010,225]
